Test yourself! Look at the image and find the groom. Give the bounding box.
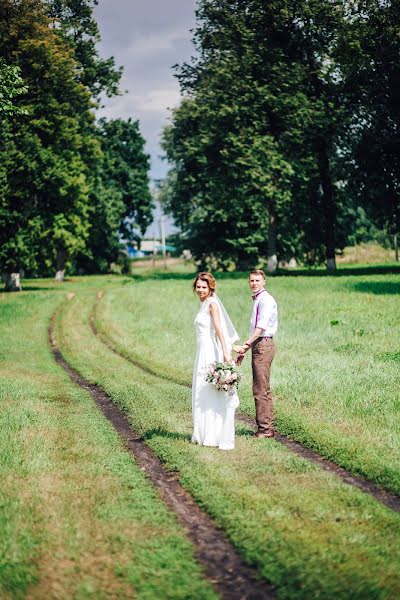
[237,269,278,438]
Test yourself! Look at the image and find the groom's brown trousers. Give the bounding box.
[251,337,276,433]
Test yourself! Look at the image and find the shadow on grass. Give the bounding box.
[276,264,400,277]
[16,277,82,292]
[18,285,64,292]
[11,264,399,294]
[350,281,400,295]
[142,428,192,442]
[130,271,247,283]
[16,276,132,293]
[129,264,400,283]
[142,425,254,442]
[7,279,77,292]
[130,272,195,283]
[236,426,255,438]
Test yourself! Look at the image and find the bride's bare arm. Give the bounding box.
[209,302,231,363]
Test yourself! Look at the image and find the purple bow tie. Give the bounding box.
[252,289,265,301]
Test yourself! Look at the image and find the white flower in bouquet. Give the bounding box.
[205,361,242,396]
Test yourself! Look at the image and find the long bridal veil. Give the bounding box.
[213,294,239,352]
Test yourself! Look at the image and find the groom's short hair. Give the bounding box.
[249,269,266,280]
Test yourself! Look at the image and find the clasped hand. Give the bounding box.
[233,343,250,365]
[235,354,244,366]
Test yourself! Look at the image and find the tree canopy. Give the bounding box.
[79,117,153,274]
[162,0,400,271]
[0,0,152,289]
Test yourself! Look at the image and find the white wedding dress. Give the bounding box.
[192,295,240,450]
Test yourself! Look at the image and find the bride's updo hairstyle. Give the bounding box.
[192,272,216,296]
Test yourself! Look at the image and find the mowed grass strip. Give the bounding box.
[58,289,400,600]
[94,272,400,494]
[0,288,217,600]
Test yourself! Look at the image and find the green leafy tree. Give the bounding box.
[46,0,122,99]
[78,118,153,273]
[342,0,400,259]
[0,60,28,118]
[0,61,29,290]
[162,3,305,271]
[0,0,98,286]
[162,0,356,271]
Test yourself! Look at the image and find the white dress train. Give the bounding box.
[192,296,240,450]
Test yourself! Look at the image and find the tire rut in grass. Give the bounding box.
[91,292,189,387]
[238,412,400,512]
[91,294,400,514]
[49,313,275,600]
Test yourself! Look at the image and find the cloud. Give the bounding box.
[94,0,197,181]
[132,88,181,114]
[125,28,192,61]
[98,85,180,119]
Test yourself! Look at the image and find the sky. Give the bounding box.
[93,0,198,184]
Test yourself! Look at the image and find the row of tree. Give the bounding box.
[161,0,399,271]
[0,0,152,290]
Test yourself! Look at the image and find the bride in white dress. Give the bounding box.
[192,272,240,450]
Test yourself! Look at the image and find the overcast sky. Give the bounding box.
[94,0,198,184]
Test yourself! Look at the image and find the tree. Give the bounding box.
[46,0,122,100]
[162,3,305,270]
[162,0,353,271]
[78,118,153,273]
[164,0,390,271]
[0,0,98,285]
[0,61,28,290]
[343,0,400,260]
[0,60,28,118]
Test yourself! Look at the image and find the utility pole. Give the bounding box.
[152,236,156,268]
[159,215,167,270]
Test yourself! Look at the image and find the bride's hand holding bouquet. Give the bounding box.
[205,360,242,396]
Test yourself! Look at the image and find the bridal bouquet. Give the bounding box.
[205,361,242,396]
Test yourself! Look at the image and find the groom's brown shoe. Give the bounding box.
[254,430,274,438]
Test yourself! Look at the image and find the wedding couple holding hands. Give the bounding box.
[192,269,278,451]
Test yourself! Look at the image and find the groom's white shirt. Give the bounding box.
[250,290,278,337]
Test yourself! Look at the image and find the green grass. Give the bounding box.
[0,284,217,599]
[2,269,400,599]
[57,282,400,600]
[94,269,400,494]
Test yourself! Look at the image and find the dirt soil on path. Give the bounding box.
[49,314,275,600]
[90,299,400,515]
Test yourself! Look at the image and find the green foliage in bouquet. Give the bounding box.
[205,361,241,395]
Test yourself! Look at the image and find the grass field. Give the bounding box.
[0,280,217,599]
[1,265,400,599]
[95,266,400,494]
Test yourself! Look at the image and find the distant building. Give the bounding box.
[126,239,176,257]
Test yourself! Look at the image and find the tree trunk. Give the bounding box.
[237,258,252,271]
[2,272,22,291]
[55,249,66,282]
[266,205,278,274]
[394,233,399,262]
[317,142,336,272]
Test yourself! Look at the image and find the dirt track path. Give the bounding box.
[49,313,275,600]
[90,295,400,514]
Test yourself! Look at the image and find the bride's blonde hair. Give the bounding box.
[192,272,216,295]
